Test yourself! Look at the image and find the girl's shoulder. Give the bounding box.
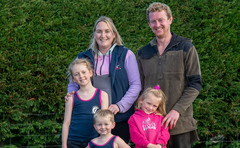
[152,114,165,122]
[89,137,98,143]
[129,109,147,120]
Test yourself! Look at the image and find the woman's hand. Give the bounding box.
[108,104,120,115]
[65,91,75,103]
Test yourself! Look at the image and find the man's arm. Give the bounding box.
[162,45,201,129]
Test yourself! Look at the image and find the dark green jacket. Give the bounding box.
[137,33,202,135]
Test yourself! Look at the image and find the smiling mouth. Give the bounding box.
[146,110,152,113]
[100,38,108,41]
[80,79,87,83]
[155,28,162,31]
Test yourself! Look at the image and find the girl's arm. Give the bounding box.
[62,95,73,148]
[128,116,150,147]
[157,121,170,146]
[115,136,131,148]
[101,90,109,109]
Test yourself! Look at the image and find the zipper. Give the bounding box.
[100,55,105,75]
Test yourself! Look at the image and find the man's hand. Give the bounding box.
[161,110,180,130]
[108,104,120,115]
[65,91,75,103]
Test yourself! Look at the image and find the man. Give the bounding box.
[137,2,202,148]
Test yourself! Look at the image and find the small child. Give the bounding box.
[128,85,170,148]
[62,59,109,148]
[86,109,131,148]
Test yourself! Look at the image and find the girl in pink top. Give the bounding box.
[128,85,170,148]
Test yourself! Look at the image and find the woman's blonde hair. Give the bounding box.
[89,16,123,52]
[67,58,93,81]
[136,87,167,116]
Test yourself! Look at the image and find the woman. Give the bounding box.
[67,16,141,143]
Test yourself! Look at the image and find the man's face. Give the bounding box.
[148,10,172,39]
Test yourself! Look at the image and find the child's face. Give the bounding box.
[140,93,160,114]
[94,116,115,135]
[72,64,93,86]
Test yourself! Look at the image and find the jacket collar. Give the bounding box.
[150,32,183,51]
[141,33,191,59]
[93,43,117,56]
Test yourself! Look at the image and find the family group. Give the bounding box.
[62,2,201,148]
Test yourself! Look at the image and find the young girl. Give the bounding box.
[62,59,109,148]
[87,109,130,148]
[128,85,170,148]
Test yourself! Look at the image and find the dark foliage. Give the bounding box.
[0,0,239,147]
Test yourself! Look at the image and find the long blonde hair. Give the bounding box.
[136,87,167,116]
[89,16,123,52]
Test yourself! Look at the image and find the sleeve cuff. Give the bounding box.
[172,106,184,116]
[115,103,121,112]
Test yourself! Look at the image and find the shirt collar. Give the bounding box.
[150,37,157,46]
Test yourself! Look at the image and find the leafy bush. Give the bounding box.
[0,0,239,147]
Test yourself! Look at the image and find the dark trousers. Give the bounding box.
[112,120,130,144]
[67,140,88,148]
[168,130,199,148]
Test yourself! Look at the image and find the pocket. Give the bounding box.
[164,51,184,73]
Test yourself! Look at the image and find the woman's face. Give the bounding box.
[94,21,115,53]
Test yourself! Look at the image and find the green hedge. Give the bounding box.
[0,0,239,147]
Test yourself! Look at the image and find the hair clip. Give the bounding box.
[154,85,160,90]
